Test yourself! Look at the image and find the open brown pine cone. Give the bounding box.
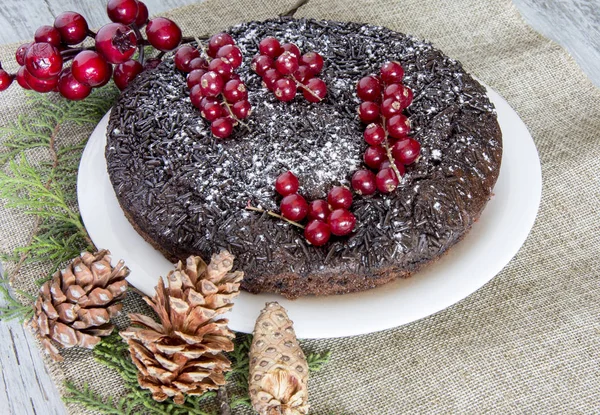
[28,250,129,361]
[120,250,244,404]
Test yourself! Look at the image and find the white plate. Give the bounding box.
[78,84,541,339]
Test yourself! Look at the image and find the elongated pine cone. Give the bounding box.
[28,250,129,361]
[120,251,244,404]
[249,302,309,415]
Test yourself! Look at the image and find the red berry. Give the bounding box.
[386,114,411,139]
[207,33,235,58]
[211,117,235,139]
[392,138,421,164]
[381,98,403,118]
[145,18,182,52]
[174,45,200,72]
[351,169,377,196]
[223,79,247,103]
[251,55,273,76]
[201,101,226,122]
[143,58,161,70]
[304,220,331,246]
[262,68,281,91]
[384,83,413,108]
[113,59,143,90]
[307,200,330,222]
[399,86,413,108]
[95,23,137,64]
[364,145,386,170]
[189,85,204,108]
[302,78,327,102]
[275,171,299,196]
[25,43,63,80]
[259,37,281,58]
[16,67,31,90]
[379,160,406,177]
[0,70,14,92]
[16,43,32,66]
[231,100,251,119]
[275,51,299,76]
[188,57,208,70]
[57,68,91,100]
[34,26,62,47]
[281,43,301,57]
[356,75,381,102]
[380,61,404,85]
[208,57,233,80]
[293,65,312,84]
[107,0,139,25]
[327,186,353,210]
[358,101,380,123]
[24,69,58,93]
[72,51,112,87]
[376,168,399,193]
[216,45,242,69]
[135,1,149,27]
[200,71,224,97]
[328,209,356,236]
[300,52,324,75]
[274,78,297,102]
[199,96,219,111]
[363,123,385,146]
[186,69,206,88]
[54,12,89,45]
[280,194,308,221]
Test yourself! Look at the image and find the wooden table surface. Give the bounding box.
[1,1,599,414]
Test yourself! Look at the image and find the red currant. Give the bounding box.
[54,12,89,45]
[328,209,356,236]
[0,70,14,92]
[327,186,353,210]
[199,97,219,111]
[380,61,404,84]
[223,79,247,103]
[34,26,62,47]
[275,171,299,196]
[72,51,112,87]
[24,69,58,93]
[275,51,299,75]
[16,67,31,90]
[376,168,399,193]
[146,18,182,52]
[351,169,377,196]
[135,1,149,27]
[189,85,204,108]
[211,117,235,139]
[358,101,380,123]
[379,160,406,177]
[216,45,243,69]
[307,199,330,222]
[356,75,381,102]
[304,220,331,246]
[386,114,411,139]
[300,52,324,75]
[381,98,403,118]
[281,43,301,57]
[399,86,414,108]
[57,68,91,100]
[201,101,226,122]
[274,78,297,102]
[302,78,327,103]
[251,55,273,76]
[95,23,137,64]
[113,59,143,90]
[363,123,385,146]
[188,57,208,70]
[384,83,413,108]
[25,43,63,80]
[107,0,139,25]
[293,65,312,84]
[200,71,224,97]
[16,43,32,66]
[208,57,233,80]
[186,69,206,88]
[174,45,200,72]
[392,138,421,164]
[262,68,281,91]
[259,37,281,58]
[207,33,235,58]
[364,145,386,170]
[231,100,251,119]
[280,194,308,221]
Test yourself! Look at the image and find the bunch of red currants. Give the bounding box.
[0,0,183,99]
[175,33,251,139]
[351,61,421,195]
[251,37,327,103]
[273,171,356,247]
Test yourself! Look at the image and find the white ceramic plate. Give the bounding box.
[78,84,541,339]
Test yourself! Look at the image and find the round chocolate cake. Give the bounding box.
[106,18,502,298]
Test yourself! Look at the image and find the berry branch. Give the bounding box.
[246,202,306,229]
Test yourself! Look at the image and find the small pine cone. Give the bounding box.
[249,302,309,415]
[121,250,243,404]
[28,250,129,361]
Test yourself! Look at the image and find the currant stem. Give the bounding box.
[246,203,305,229]
[291,75,323,101]
[131,24,145,65]
[87,29,97,39]
[381,114,403,182]
[222,97,250,130]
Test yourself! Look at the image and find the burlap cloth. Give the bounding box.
[1,0,599,413]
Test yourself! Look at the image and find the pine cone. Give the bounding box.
[28,250,129,361]
[249,302,309,415]
[120,251,243,404]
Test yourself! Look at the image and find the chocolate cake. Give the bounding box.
[106,18,502,298]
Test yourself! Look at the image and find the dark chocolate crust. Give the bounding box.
[106,18,502,298]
